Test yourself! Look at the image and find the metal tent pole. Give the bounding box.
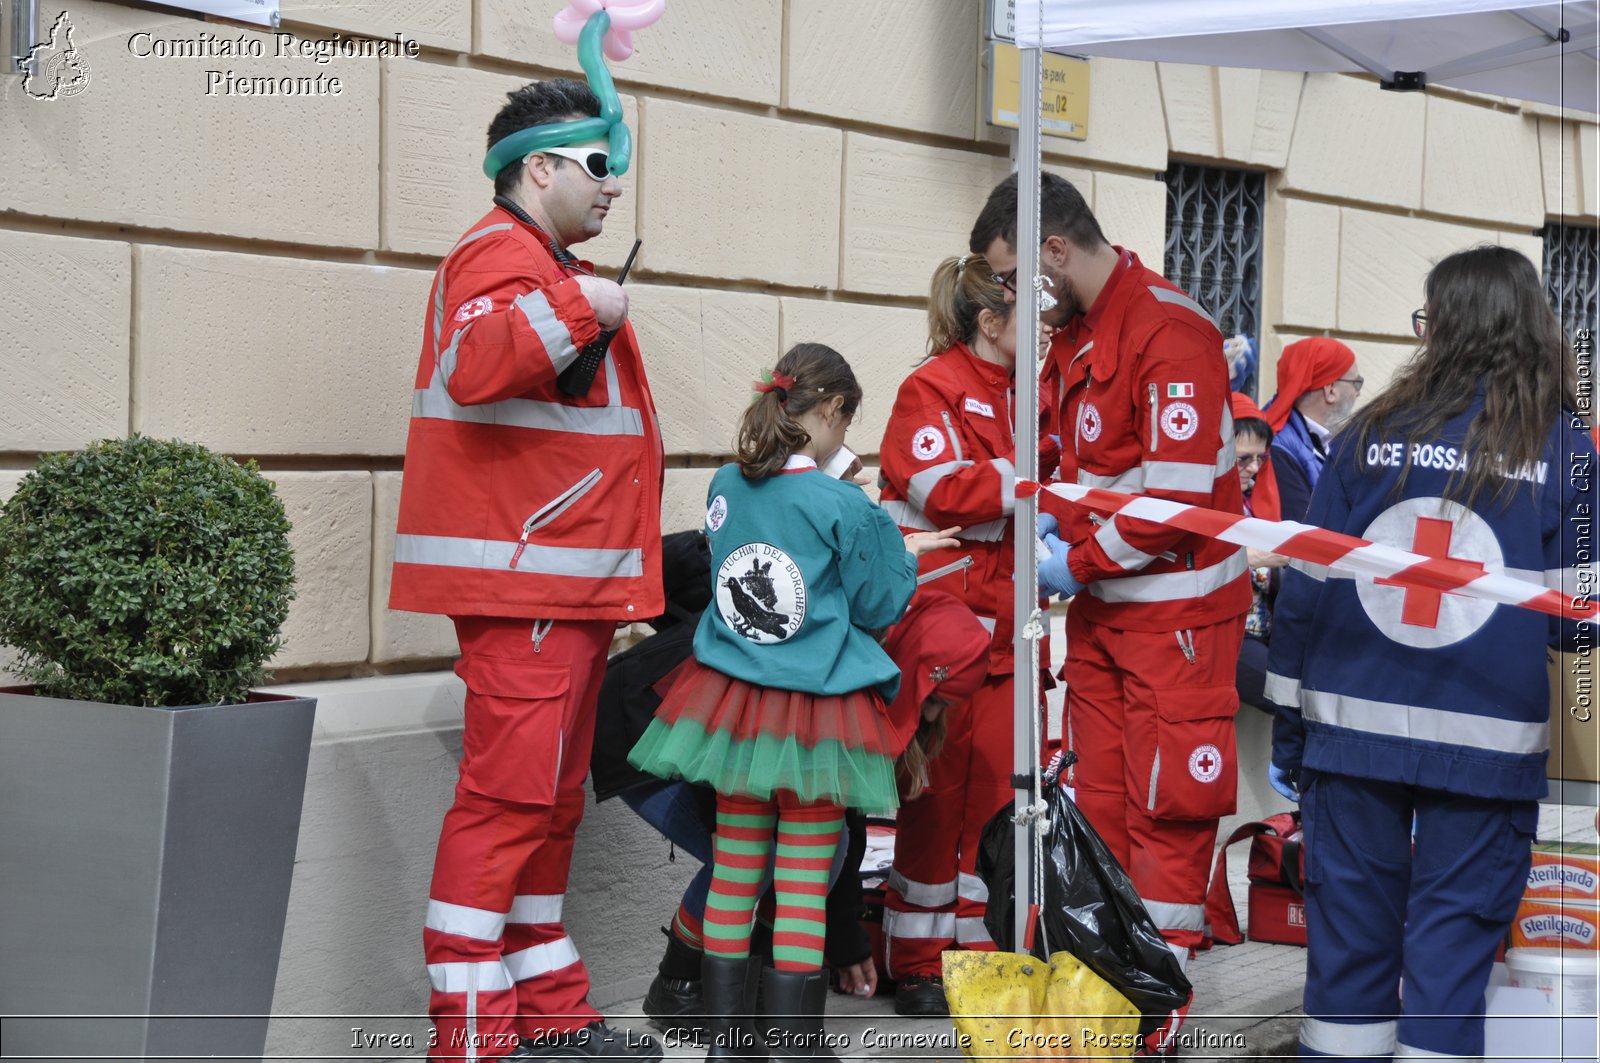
[1011,38,1044,956]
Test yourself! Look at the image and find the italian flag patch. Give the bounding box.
[1167,383,1195,398]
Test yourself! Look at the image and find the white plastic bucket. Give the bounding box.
[1505,947,1600,1014]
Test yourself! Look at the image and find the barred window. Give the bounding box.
[1544,222,1600,340]
[1163,164,1265,397]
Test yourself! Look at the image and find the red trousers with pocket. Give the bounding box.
[883,673,1013,978]
[1062,608,1244,952]
[422,616,614,1060]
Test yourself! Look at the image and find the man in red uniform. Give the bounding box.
[973,174,1248,1052]
[391,78,664,1062]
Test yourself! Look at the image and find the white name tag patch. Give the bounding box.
[964,397,995,418]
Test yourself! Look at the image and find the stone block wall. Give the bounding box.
[3,1,1594,676]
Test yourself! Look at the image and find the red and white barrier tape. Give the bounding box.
[1018,480,1596,622]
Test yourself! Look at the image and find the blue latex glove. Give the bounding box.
[1037,512,1059,538]
[1269,762,1300,802]
[1038,531,1084,598]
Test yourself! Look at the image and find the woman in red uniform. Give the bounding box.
[876,255,1042,1017]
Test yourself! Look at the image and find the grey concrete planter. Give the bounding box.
[0,688,316,1063]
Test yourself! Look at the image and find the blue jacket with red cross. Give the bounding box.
[1266,395,1597,801]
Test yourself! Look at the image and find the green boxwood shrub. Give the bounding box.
[0,436,296,707]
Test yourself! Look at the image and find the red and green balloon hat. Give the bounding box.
[482,0,665,180]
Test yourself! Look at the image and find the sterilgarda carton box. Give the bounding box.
[1526,841,1600,901]
[1510,896,1600,951]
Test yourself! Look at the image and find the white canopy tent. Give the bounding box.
[1004,1,1600,949]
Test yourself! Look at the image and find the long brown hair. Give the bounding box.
[1349,245,1578,508]
[896,698,951,800]
[927,254,1012,355]
[734,343,862,480]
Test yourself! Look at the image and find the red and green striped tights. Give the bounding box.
[701,792,843,971]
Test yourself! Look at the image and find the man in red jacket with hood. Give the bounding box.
[392,78,664,1062]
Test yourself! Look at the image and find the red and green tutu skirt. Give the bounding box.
[626,658,901,813]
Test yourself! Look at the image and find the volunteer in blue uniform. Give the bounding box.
[1266,245,1596,1061]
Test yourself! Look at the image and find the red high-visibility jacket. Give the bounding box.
[1046,250,1249,631]
[390,206,664,621]
[880,343,1046,670]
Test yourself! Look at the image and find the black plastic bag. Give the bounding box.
[977,754,1192,1032]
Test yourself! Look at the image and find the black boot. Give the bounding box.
[759,968,829,1061]
[702,954,767,1062]
[643,927,705,1034]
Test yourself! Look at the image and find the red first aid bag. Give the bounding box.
[1203,811,1305,946]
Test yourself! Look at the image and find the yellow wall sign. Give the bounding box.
[987,43,1090,141]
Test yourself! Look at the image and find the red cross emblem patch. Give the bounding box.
[911,425,946,461]
[454,296,494,323]
[1188,743,1223,783]
[1161,401,1199,441]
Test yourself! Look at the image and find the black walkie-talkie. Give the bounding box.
[558,238,641,396]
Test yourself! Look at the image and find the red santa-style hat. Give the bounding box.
[881,589,992,754]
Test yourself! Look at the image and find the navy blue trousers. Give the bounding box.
[1297,771,1536,1060]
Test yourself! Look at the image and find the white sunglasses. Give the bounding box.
[529,145,613,181]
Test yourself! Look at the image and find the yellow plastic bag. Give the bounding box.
[944,949,1142,1059]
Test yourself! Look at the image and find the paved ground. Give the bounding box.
[606,802,1597,1062]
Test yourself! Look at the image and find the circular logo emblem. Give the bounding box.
[455,296,495,323]
[1079,402,1103,443]
[911,425,945,461]
[706,495,728,533]
[1354,497,1502,649]
[1160,402,1199,442]
[716,543,807,644]
[1188,744,1223,783]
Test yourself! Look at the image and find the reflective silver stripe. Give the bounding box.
[1263,672,1301,705]
[1394,1043,1472,1061]
[882,498,1007,542]
[1143,459,1219,494]
[1148,284,1219,329]
[437,320,473,385]
[1094,518,1159,571]
[976,615,997,634]
[1148,748,1160,811]
[504,937,581,982]
[954,916,993,945]
[1078,467,1145,493]
[507,894,564,925]
[1090,549,1248,603]
[882,498,937,532]
[514,289,579,373]
[451,222,515,256]
[396,533,643,579]
[882,909,956,940]
[428,960,514,994]
[412,377,644,437]
[1140,898,1205,932]
[887,869,957,907]
[991,457,1017,515]
[1301,1018,1397,1057]
[425,900,508,942]
[908,461,972,509]
[1302,688,1549,756]
[604,346,620,397]
[961,517,1008,542]
[435,223,514,349]
[957,872,989,904]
